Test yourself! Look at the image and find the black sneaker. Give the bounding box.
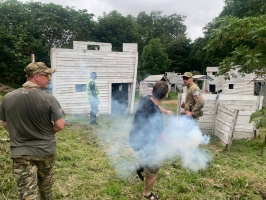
[136,166,144,181]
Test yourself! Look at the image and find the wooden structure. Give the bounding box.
[50,41,138,115]
[206,66,264,95]
[165,72,183,92]
[213,102,239,150]
[177,93,263,146]
[139,74,170,97]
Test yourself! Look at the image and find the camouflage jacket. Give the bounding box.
[184,82,204,119]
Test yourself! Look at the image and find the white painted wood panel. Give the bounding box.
[177,93,262,141]
[51,41,138,115]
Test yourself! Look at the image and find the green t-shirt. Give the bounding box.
[0,88,64,157]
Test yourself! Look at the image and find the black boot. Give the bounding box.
[90,112,97,125]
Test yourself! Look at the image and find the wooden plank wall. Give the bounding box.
[216,94,261,139]
[139,81,153,97]
[213,102,238,148]
[177,93,217,134]
[165,72,183,92]
[222,74,255,95]
[139,81,171,97]
[177,93,263,139]
[50,41,138,114]
[206,67,263,95]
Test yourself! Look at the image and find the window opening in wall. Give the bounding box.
[148,83,153,88]
[212,72,217,75]
[209,84,216,93]
[87,45,100,50]
[229,84,234,89]
[76,84,86,92]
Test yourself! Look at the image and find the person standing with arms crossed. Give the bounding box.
[0,62,65,200]
[129,81,173,200]
[181,72,204,119]
[87,72,99,125]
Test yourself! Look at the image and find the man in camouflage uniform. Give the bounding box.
[0,62,65,200]
[181,72,204,119]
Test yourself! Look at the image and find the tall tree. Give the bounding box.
[26,2,95,48]
[220,0,266,18]
[165,35,192,73]
[205,15,266,78]
[0,0,95,86]
[94,10,141,51]
[140,38,170,78]
[136,11,186,46]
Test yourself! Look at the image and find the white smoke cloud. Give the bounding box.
[97,109,212,178]
[156,115,211,172]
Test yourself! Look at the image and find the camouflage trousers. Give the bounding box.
[12,154,56,200]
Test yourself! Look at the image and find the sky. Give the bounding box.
[21,0,225,40]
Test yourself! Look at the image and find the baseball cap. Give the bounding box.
[182,72,193,78]
[24,62,56,77]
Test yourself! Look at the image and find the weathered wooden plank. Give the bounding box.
[235,118,252,125]
[200,110,216,115]
[202,103,216,109]
[216,116,233,127]
[215,119,232,132]
[56,68,136,72]
[198,115,216,123]
[200,128,212,135]
[218,94,258,101]
[236,115,253,121]
[235,124,253,131]
[226,109,239,150]
[54,49,136,55]
[233,132,254,139]
[217,105,234,116]
[55,54,137,59]
[238,111,256,116]
[216,110,234,122]
[198,122,213,128]
[56,61,137,67]
[215,127,229,145]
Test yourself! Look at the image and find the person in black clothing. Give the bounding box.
[129,81,172,200]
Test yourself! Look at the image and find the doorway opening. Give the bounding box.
[111,83,130,115]
[209,84,216,93]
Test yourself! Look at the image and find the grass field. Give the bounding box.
[1,92,266,199]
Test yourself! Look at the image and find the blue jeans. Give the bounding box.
[88,98,99,115]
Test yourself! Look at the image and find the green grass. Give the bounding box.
[1,93,266,199]
[135,91,178,102]
[165,92,178,100]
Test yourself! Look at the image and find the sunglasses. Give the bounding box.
[183,77,190,80]
[38,73,51,79]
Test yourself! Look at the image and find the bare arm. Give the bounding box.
[53,118,64,133]
[158,105,173,115]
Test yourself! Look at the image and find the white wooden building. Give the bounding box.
[50,41,138,115]
[165,72,183,92]
[206,66,264,95]
[139,74,171,97]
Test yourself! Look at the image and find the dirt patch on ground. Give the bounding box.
[0,84,15,93]
[163,99,178,104]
